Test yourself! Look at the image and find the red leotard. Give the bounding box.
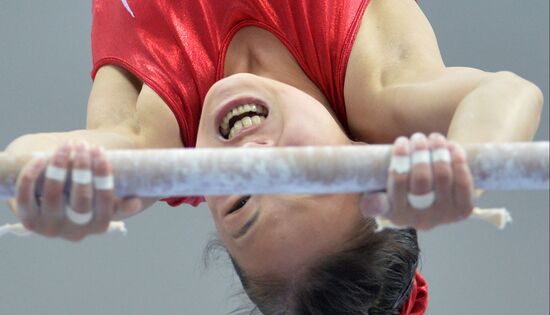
[91,0,370,205]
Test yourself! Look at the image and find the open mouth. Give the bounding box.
[227,195,252,216]
[219,103,269,140]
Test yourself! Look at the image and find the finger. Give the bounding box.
[15,157,46,230]
[68,141,93,221]
[386,136,412,225]
[428,133,453,223]
[409,133,433,196]
[404,133,437,229]
[60,142,94,242]
[450,142,475,219]
[41,142,72,237]
[90,147,115,234]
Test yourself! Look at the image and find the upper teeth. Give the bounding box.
[220,104,268,139]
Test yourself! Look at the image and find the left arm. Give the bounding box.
[345,0,543,144]
[446,71,542,143]
[349,0,544,229]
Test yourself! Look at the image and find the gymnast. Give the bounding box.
[3,0,543,314]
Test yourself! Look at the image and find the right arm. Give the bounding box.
[6,65,182,240]
[6,65,182,153]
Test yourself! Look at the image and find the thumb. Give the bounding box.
[359,192,390,218]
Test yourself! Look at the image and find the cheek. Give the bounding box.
[205,197,222,221]
[195,121,208,147]
[196,120,219,148]
[281,111,344,146]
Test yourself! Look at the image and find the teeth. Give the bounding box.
[251,115,261,124]
[242,117,252,127]
[221,103,269,139]
[227,115,267,139]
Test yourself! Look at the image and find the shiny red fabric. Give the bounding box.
[401,272,429,315]
[91,0,369,207]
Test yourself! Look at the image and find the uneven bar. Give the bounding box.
[0,142,547,199]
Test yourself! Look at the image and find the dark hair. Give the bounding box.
[206,218,420,315]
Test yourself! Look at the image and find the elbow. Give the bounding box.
[494,71,544,108]
[493,71,544,125]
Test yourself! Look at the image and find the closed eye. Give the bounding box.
[229,195,251,214]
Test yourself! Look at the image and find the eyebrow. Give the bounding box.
[234,209,260,239]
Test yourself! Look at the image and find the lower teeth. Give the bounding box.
[226,115,266,139]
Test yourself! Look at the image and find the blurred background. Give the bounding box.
[0,1,548,314]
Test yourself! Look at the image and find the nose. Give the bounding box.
[241,139,274,147]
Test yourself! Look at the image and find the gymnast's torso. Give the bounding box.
[91,0,370,148]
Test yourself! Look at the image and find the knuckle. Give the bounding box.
[412,176,432,192]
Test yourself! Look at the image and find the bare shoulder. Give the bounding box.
[88,65,182,148]
[344,0,445,142]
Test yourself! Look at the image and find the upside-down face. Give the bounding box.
[196,73,363,279]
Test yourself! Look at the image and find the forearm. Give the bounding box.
[447,71,543,143]
[4,128,141,155]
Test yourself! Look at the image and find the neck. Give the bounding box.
[223,27,331,110]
